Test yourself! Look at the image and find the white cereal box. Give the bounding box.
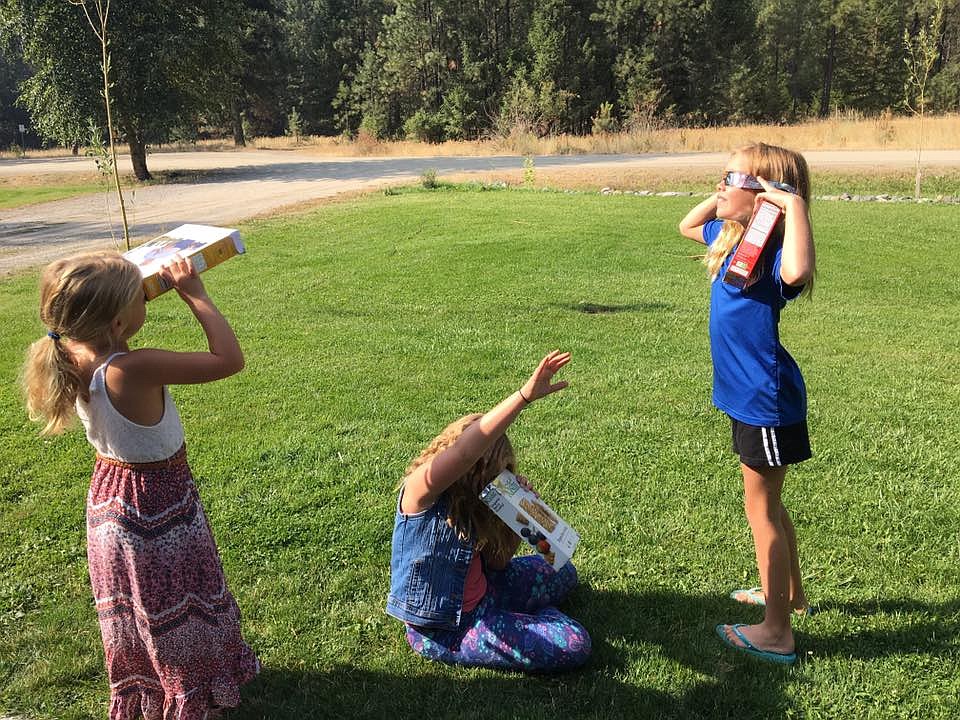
[124,224,245,300]
[479,470,579,570]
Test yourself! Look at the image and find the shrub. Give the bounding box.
[420,168,438,189]
[286,108,303,144]
[591,101,618,135]
[403,109,445,143]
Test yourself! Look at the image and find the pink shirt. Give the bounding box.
[462,553,488,612]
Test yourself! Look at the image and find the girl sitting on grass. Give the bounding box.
[678,143,816,665]
[386,350,591,672]
[22,251,258,718]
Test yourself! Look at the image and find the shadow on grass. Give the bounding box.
[229,591,960,719]
[235,665,672,720]
[555,301,673,315]
[234,588,799,719]
[808,597,960,660]
[149,168,228,185]
[582,587,798,718]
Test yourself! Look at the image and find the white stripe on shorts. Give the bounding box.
[761,427,782,466]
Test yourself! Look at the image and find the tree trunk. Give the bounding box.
[233,97,246,147]
[819,5,837,117]
[127,133,151,181]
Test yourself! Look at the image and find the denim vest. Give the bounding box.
[386,492,475,629]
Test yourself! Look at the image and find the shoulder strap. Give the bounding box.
[102,351,127,369]
[90,352,128,392]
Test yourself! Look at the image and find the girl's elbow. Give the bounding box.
[227,353,245,376]
[215,352,244,378]
[781,267,813,287]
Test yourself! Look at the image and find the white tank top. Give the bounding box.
[76,352,185,463]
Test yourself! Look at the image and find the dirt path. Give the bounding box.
[2,149,958,276]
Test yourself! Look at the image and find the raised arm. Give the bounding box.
[678,193,718,243]
[756,178,816,287]
[116,256,244,387]
[400,350,571,515]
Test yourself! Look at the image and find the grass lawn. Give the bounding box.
[2,167,960,211]
[0,184,105,210]
[0,169,224,210]
[1,187,958,718]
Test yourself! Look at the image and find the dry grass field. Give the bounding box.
[3,113,959,161]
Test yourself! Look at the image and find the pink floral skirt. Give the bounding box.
[87,447,259,720]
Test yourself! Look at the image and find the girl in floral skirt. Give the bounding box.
[22,251,258,718]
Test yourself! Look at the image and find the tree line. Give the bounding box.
[1,0,957,179]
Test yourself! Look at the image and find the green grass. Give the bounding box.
[1,187,959,718]
[0,170,224,209]
[808,169,960,197]
[647,170,960,197]
[3,167,960,211]
[0,184,104,210]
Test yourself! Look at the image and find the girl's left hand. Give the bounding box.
[519,350,571,403]
[755,176,806,214]
[159,255,207,300]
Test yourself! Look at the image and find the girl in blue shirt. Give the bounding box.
[679,143,816,665]
[386,350,591,671]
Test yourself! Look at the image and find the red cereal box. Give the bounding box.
[722,200,783,289]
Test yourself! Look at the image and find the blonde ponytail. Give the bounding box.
[22,335,85,435]
[20,251,143,436]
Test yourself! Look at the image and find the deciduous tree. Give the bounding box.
[0,0,245,179]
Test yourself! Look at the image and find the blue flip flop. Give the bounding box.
[730,588,817,617]
[716,623,797,665]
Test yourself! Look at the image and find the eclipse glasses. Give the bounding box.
[722,171,797,195]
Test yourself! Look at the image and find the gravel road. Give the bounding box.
[2,149,958,275]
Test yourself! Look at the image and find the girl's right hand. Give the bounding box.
[519,350,571,403]
[158,256,208,300]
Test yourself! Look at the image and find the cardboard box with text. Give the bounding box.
[480,470,579,570]
[722,200,783,289]
[124,224,245,300]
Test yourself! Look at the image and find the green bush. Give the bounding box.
[403,109,445,143]
[591,101,619,135]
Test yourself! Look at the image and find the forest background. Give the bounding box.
[1,0,958,180]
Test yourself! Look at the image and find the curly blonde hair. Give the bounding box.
[704,143,813,295]
[403,414,518,560]
[21,251,143,435]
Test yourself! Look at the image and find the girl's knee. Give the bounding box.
[743,495,784,525]
[540,608,591,666]
[565,622,592,668]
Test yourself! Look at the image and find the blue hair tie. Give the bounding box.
[47,330,61,340]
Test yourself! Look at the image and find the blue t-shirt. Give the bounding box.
[703,219,807,426]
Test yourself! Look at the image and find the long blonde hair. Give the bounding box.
[21,251,143,435]
[403,414,518,560]
[704,143,812,295]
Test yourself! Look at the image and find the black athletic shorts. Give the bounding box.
[731,418,812,468]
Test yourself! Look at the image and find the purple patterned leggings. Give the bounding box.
[405,556,591,672]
